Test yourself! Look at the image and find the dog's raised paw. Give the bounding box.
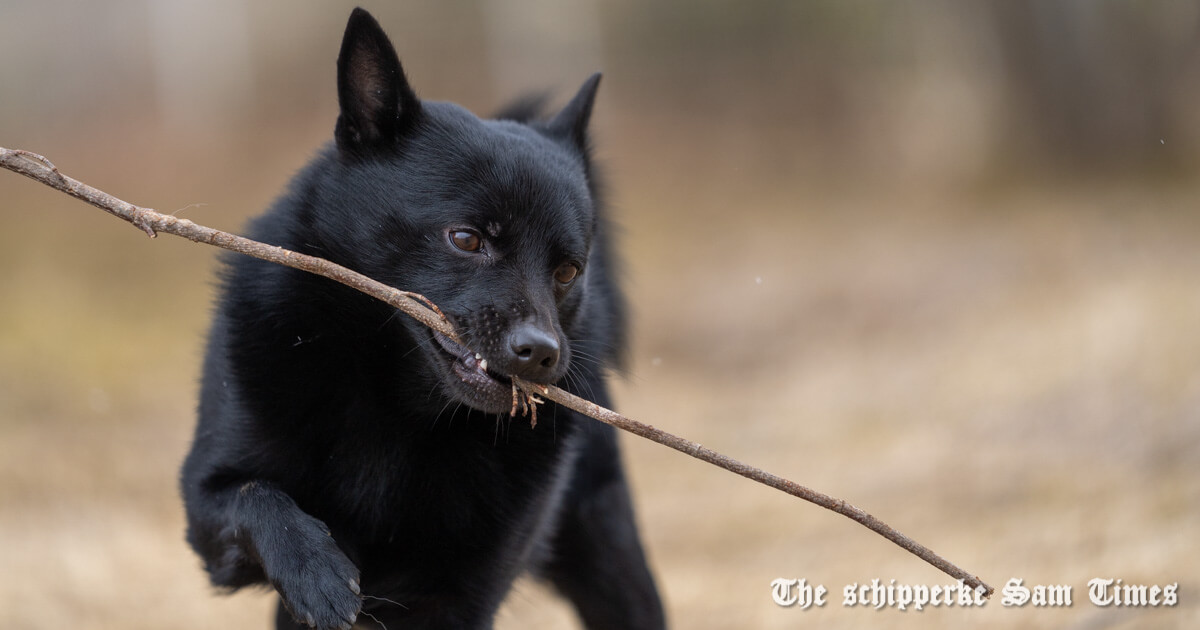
[265,517,361,630]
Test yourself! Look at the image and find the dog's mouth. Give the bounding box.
[430,331,515,414]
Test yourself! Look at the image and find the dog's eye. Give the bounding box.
[554,262,580,285]
[449,229,483,253]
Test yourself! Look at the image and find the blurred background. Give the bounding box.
[2,1,1199,628]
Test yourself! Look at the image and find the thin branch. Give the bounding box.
[0,146,993,597]
[517,379,992,595]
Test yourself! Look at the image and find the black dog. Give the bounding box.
[181,8,664,630]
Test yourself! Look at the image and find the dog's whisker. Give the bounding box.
[361,593,408,610]
[359,610,387,630]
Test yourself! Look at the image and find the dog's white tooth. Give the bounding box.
[475,353,482,360]
[479,359,488,372]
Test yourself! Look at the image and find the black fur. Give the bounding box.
[180,8,664,630]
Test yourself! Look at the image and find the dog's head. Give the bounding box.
[306,8,613,414]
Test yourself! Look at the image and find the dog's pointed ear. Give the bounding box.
[335,8,420,158]
[547,73,601,150]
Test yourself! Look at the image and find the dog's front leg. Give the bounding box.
[228,481,362,630]
[542,408,667,630]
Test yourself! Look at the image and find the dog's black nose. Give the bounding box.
[507,324,561,382]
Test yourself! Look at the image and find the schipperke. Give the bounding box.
[181,8,665,630]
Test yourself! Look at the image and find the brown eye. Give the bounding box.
[449,230,482,253]
[554,262,580,285]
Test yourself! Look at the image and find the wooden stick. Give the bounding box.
[0,146,993,597]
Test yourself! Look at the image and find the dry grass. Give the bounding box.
[1,170,1197,628]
